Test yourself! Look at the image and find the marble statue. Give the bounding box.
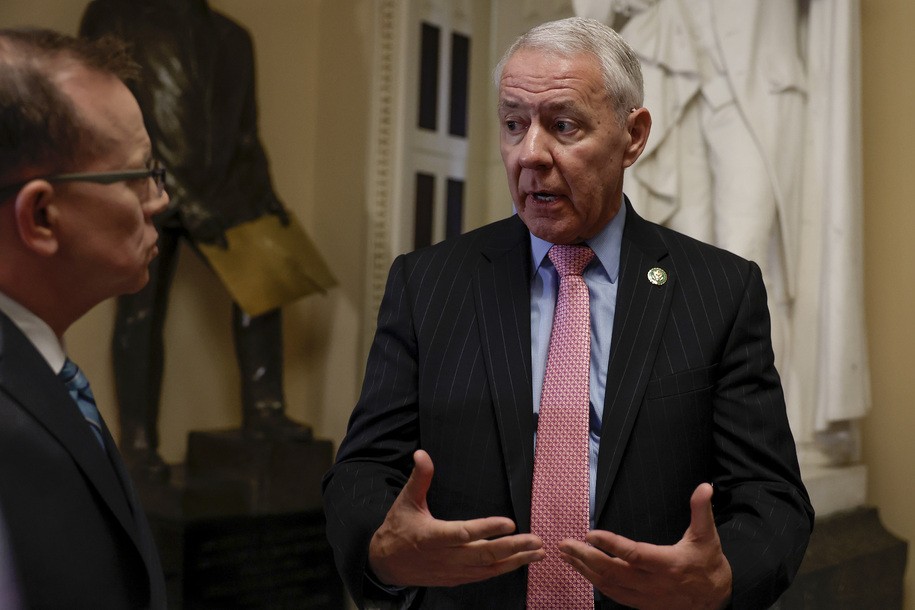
[572,0,870,466]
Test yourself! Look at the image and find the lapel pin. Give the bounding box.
[647,267,668,286]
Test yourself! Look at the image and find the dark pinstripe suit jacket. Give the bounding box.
[0,312,166,609]
[323,201,813,609]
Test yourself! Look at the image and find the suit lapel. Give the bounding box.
[0,314,146,560]
[594,202,675,521]
[101,418,166,605]
[474,217,536,533]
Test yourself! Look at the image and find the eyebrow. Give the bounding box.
[498,98,581,115]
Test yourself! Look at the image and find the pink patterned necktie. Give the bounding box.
[528,244,594,610]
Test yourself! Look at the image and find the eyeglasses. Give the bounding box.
[0,160,166,203]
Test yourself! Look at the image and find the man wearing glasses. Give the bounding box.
[0,28,169,609]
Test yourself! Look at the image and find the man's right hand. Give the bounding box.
[368,449,544,588]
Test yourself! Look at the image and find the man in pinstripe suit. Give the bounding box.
[324,16,812,610]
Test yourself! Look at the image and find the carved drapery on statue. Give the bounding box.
[573,0,870,466]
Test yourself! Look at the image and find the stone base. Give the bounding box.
[778,507,907,609]
[801,463,868,518]
[184,429,334,516]
[149,509,344,610]
[137,428,340,609]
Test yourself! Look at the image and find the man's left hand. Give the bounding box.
[558,483,732,610]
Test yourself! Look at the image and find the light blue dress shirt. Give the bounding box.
[530,203,625,529]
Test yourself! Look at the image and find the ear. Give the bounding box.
[12,180,60,257]
[622,107,652,168]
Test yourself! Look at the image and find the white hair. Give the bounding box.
[493,17,644,123]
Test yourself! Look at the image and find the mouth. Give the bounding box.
[528,191,560,203]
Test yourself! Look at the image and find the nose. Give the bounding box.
[518,125,553,170]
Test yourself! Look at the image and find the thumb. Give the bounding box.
[686,482,717,542]
[400,449,435,510]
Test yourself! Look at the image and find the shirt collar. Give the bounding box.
[0,290,67,373]
[529,198,626,282]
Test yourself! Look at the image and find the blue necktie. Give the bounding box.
[58,359,106,450]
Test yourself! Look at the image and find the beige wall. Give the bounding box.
[3,0,915,605]
[860,0,915,607]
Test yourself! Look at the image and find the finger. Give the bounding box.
[584,530,671,574]
[584,529,640,564]
[560,540,652,606]
[564,554,645,610]
[686,482,716,542]
[560,538,628,575]
[559,542,633,598]
[454,541,545,585]
[461,516,521,541]
[431,548,546,588]
[466,533,544,565]
[426,515,520,547]
[400,449,435,509]
[561,553,638,602]
[486,548,545,575]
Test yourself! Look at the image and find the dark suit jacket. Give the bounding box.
[323,202,813,609]
[0,312,166,609]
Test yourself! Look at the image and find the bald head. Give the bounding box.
[0,28,139,192]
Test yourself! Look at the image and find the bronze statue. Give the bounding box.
[80,0,310,482]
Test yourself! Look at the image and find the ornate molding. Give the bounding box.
[363,0,404,357]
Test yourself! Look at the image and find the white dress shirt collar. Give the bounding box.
[0,290,67,373]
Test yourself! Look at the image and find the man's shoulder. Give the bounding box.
[630,211,754,269]
[623,210,761,301]
[385,216,528,293]
[402,215,526,262]
[431,214,524,246]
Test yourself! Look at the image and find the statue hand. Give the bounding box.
[182,201,230,249]
[266,198,291,227]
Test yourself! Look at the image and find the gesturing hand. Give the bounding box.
[559,483,732,610]
[368,450,545,588]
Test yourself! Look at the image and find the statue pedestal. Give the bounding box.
[777,464,908,608]
[184,429,331,515]
[139,430,343,609]
[801,463,868,518]
[778,506,907,609]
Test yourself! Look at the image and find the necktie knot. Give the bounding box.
[59,359,92,397]
[548,244,594,277]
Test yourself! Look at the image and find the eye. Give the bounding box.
[124,170,151,198]
[504,119,520,132]
[126,175,148,189]
[555,119,576,133]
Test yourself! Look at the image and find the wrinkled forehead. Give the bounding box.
[498,50,606,106]
[54,64,150,163]
[501,48,602,85]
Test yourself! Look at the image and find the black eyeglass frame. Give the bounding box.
[0,162,166,203]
